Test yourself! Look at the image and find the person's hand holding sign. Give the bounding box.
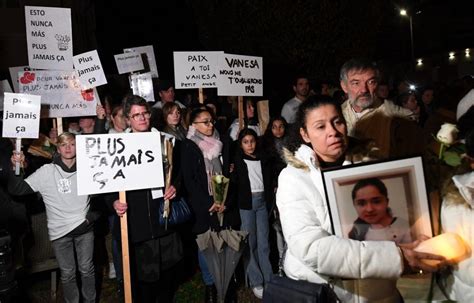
[113,199,128,217]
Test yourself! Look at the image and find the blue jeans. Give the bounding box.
[52,231,96,303]
[108,215,123,282]
[239,192,273,287]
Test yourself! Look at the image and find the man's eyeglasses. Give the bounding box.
[193,120,216,126]
[129,111,151,121]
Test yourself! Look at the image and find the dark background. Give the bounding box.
[1,0,473,109]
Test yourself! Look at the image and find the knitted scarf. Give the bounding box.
[187,125,223,194]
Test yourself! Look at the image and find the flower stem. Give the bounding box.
[439,143,444,160]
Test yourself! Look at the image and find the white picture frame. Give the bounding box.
[322,156,433,242]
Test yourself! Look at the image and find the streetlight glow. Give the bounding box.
[449,52,455,60]
[417,59,423,66]
[466,49,470,58]
[399,8,415,65]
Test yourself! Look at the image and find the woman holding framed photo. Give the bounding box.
[276,95,446,302]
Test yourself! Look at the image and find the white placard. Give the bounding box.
[1,80,14,111]
[2,93,41,139]
[124,45,159,78]
[114,53,144,74]
[18,70,98,118]
[173,51,223,89]
[25,6,73,70]
[217,53,263,96]
[73,50,107,89]
[9,66,35,93]
[129,72,154,102]
[76,132,164,195]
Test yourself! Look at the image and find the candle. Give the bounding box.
[414,232,469,266]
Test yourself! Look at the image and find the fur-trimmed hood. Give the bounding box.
[282,137,380,170]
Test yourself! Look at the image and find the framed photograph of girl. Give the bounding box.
[322,156,433,244]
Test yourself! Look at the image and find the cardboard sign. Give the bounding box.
[217,53,263,96]
[173,51,222,89]
[124,45,159,78]
[129,72,154,102]
[18,70,98,118]
[25,6,73,70]
[1,80,14,111]
[76,132,164,195]
[73,50,107,89]
[114,53,144,74]
[9,66,35,93]
[2,93,41,139]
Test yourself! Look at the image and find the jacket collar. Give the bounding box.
[452,172,474,207]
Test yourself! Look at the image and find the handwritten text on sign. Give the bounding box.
[25,6,73,70]
[76,132,164,195]
[73,50,107,89]
[173,51,223,89]
[217,53,263,97]
[114,53,144,74]
[18,70,98,118]
[2,93,41,139]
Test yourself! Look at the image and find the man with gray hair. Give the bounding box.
[340,59,417,157]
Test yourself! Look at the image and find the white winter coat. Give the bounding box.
[441,171,474,303]
[276,145,404,302]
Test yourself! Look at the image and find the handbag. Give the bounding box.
[263,275,338,303]
[159,197,192,226]
[263,246,338,303]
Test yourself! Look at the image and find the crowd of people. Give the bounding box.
[0,58,473,303]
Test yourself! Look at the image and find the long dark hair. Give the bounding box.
[348,178,389,241]
[237,128,259,155]
[284,95,344,153]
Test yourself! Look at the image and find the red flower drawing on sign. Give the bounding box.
[81,89,95,101]
[19,72,36,84]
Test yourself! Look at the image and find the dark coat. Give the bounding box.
[181,139,240,234]
[230,151,273,211]
[107,189,173,244]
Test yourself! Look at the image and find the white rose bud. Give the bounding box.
[436,123,459,145]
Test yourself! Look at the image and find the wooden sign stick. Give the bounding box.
[198,88,204,104]
[56,117,63,135]
[119,191,132,303]
[15,138,22,175]
[238,96,244,132]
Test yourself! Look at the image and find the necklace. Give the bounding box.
[54,164,77,194]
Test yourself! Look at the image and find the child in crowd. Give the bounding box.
[231,128,273,299]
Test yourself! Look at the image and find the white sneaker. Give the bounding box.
[108,262,116,279]
[252,286,264,299]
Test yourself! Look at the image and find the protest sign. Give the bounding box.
[1,80,14,111]
[129,72,154,102]
[217,53,263,96]
[76,132,164,195]
[25,6,73,70]
[114,53,144,74]
[9,66,35,93]
[173,51,222,89]
[124,45,159,78]
[18,70,98,118]
[2,93,41,139]
[73,50,107,89]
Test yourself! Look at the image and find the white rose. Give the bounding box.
[436,123,459,145]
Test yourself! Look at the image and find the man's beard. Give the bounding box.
[353,93,374,110]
